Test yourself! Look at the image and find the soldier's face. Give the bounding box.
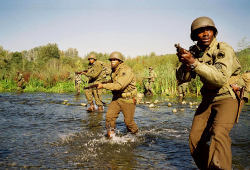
[88,58,95,64]
[196,27,214,46]
[110,59,120,69]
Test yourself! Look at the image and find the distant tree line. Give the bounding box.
[0,43,249,95]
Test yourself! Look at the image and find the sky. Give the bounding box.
[0,0,249,57]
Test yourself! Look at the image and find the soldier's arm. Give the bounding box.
[193,44,238,88]
[85,62,102,78]
[102,69,133,90]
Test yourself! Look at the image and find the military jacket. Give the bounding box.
[176,38,241,101]
[102,63,137,103]
[84,60,106,84]
[149,70,157,82]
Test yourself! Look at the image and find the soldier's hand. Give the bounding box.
[97,83,103,89]
[179,51,195,65]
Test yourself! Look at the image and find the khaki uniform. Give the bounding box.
[84,60,106,107]
[177,82,188,98]
[17,73,25,91]
[75,73,82,94]
[176,65,189,102]
[102,63,138,133]
[177,38,242,169]
[145,69,157,95]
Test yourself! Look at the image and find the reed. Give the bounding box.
[0,45,249,95]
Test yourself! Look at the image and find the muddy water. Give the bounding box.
[0,93,249,169]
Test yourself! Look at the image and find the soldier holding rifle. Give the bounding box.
[96,51,139,138]
[144,67,157,96]
[75,53,106,112]
[176,16,247,169]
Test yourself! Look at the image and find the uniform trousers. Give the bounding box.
[85,88,103,106]
[189,97,238,170]
[75,82,81,93]
[106,99,138,133]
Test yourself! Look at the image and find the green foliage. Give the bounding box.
[0,43,249,95]
[237,48,250,72]
[0,79,17,92]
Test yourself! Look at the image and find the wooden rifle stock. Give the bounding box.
[84,80,112,89]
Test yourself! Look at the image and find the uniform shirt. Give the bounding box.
[84,60,106,84]
[149,70,157,82]
[177,38,241,101]
[102,63,137,102]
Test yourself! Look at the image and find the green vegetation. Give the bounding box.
[0,44,249,96]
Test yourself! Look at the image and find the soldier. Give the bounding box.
[144,67,157,96]
[97,51,139,138]
[76,53,106,112]
[74,72,82,95]
[177,82,188,102]
[176,16,245,169]
[16,71,25,92]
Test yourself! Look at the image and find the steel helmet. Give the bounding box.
[109,51,124,62]
[88,53,97,60]
[191,16,218,41]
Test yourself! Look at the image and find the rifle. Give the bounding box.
[175,44,196,82]
[75,70,88,75]
[231,84,245,123]
[175,43,187,55]
[84,80,112,89]
[175,43,190,62]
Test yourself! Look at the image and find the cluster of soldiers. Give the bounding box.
[75,52,139,138]
[74,16,250,169]
[12,16,245,169]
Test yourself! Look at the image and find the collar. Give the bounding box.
[204,38,218,58]
[114,62,124,72]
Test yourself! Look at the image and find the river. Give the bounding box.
[0,93,249,169]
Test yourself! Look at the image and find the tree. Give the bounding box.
[64,48,78,58]
[11,52,23,70]
[37,43,60,63]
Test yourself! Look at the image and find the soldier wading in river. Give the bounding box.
[144,66,157,96]
[176,16,247,170]
[16,71,25,92]
[97,51,139,138]
[75,53,107,112]
[74,72,82,95]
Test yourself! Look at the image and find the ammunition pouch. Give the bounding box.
[121,90,137,99]
[120,90,137,104]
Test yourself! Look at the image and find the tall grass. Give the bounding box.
[0,48,249,95]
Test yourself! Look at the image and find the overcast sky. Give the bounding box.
[0,0,249,57]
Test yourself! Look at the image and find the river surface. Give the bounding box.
[0,93,249,169]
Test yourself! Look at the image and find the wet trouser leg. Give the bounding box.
[106,100,120,130]
[106,100,138,133]
[85,89,93,104]
[148,82,154,95]
[119,100,138,133]
[75,82,80,94]
[189,97,238,170]
[93,89,103,106]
